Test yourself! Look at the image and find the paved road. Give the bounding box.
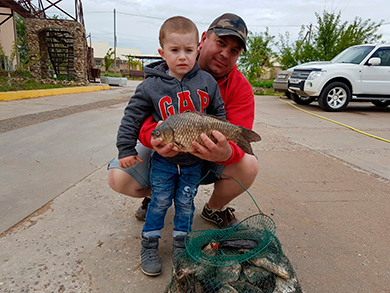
[0,82,138,234]
[0,84,389,292]
[257,97,390,180]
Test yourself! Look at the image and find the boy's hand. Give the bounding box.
[151,121,179,157]
[151,138,179,157]
[119,155,143,169]
[190,130,232,162]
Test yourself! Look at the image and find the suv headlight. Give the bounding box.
[307,70,326,80]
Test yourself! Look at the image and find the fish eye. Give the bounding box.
[155,130,160,136]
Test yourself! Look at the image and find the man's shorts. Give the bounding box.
[108,142,225,189]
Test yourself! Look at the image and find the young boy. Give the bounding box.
[115,16,226,276]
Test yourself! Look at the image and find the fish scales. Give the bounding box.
[215,263,241,284]
[249,255,291,280]
[162,112,241,148]
[151,112,261,155]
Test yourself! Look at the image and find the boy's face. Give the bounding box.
[158,32,199,81]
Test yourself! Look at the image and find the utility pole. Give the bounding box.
[114,8,117,74]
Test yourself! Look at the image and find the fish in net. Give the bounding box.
[166,225,302,293]
[165,171,302,292]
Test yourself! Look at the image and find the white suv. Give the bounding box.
[288,44,390,111]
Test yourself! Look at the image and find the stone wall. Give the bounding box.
[25,18,88,83]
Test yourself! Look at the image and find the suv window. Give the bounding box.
[332,45,375,64]
[371,47,390,66]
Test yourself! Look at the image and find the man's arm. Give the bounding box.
[220,72,255,129]
[138,115,156,149]
[192,71,254,164]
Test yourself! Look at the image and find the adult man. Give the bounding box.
[108,13,257,228]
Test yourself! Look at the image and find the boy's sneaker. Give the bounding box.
[140,237,161,276]
[172,235,186,260]
[200,203,238,228]
[135,196,151,221]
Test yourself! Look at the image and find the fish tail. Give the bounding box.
[236,138,254,155]
[236,127,262,155]
[240,127,262,143]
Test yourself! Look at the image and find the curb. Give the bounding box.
[0,85,111,101]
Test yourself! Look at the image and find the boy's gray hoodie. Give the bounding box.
[116,60,226,166]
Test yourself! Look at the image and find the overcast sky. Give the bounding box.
[44,0,390,54]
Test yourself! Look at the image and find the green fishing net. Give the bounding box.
[166,222,302,293]
[185,213,276,267]
[165,171,302,292]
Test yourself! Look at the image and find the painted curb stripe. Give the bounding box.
[0,85,111,101]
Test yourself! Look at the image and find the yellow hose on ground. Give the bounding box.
[278,97,390,143]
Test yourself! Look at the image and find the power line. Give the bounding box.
[251,24,303,28]
[85,11,208,25]
[117,11,165,20]
[84,10,388,28]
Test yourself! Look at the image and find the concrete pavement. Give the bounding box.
[0,81,141,235]
[0,83,389,292]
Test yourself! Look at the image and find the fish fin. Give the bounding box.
[240,127,262,143]
[192,111,231,123]
[173,141,186,151]
[236,138,254,155]
[172,144,180,152]
[236,127,261,155]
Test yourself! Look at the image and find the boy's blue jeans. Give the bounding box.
[142,153,202,239]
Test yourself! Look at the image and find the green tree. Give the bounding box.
[277,10,384,68]
[315,11,341,60]
[277,28,320,69]
[104,48,115,71]
[238,29,275,82]
[0,41,18,86]
[337,17,383,53]
[315,11,383,60]
[15,14,29,68]
[127,55,141,70]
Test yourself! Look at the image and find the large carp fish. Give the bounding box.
[151,112,261,155]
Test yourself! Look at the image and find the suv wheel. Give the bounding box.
[291,93,315,105]
[318,82,351,112]
[372,100,390,107]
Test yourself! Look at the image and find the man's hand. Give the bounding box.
[119,155,143,169]
[190,130,232,162]
[151,121,179,157]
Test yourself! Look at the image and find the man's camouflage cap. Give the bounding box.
[208,13,248,51]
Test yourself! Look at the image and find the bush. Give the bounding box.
[0,72,83,92]
[251,79,274,89]
[13,70,32,78]
[250,79,279,96]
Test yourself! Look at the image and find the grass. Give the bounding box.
[251,79,280,96]
[0,77,66,92]
[0,76,65,92]
[252,79,274,88]
[0,70,83,92]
